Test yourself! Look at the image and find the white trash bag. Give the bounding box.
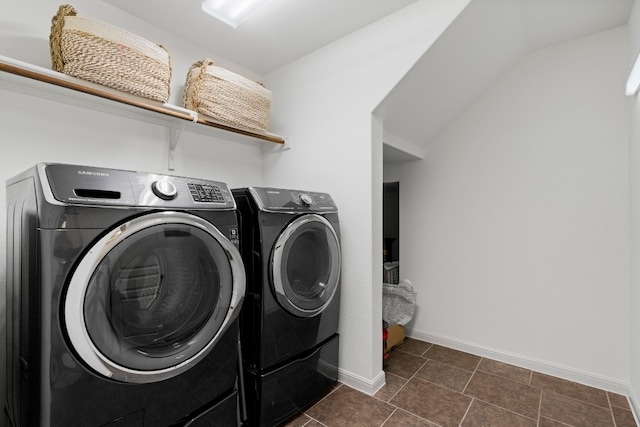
[382,279,416,326]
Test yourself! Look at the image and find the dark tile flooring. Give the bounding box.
[286,338,637,427]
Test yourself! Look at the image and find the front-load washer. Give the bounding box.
[5,163,245,427]
[232,187,341,427]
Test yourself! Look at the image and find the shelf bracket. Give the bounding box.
[168,124,183,171]
[166,108,198,171]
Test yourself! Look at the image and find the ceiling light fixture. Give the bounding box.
[202,0,271,28]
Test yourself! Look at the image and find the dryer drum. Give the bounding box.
[63,211,244,383]
[286,230,331,299]
[87,228,221,360]
[271,214,341,317]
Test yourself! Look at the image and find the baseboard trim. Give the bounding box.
[338,368,386,396]
[409,329,629,393]
[628,385,640,426]
[408,328,640,423]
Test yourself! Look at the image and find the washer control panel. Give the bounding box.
[249,187,338,213]
[43,163,235,209]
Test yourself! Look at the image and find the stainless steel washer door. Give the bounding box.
[64,211,245,383]
[271,214,341,317]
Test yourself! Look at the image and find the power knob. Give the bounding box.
[152,180,177,200]
[300,194,313,206]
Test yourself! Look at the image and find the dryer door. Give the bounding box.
[271,214,341,317]
[63,211,245,383]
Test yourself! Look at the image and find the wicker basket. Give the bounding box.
[50,4,171,103]
[183,59,271,133]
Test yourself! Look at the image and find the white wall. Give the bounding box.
[383,162,404,184]
[400,26,631,389]
[263,0,471,392]
[0,0,265,420]
[627,0,640,414]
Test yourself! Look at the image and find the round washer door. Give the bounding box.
[64,211,245,384]
[271,214,341,317]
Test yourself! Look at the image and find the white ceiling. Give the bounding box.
[102,0,419,75]
[103,0,633,162]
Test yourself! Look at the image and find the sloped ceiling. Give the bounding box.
[378,0,633,162]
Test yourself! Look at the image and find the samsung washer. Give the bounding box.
[5,163,245,426]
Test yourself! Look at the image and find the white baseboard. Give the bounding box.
[338,368,386,396]
[408,329,640,422]
[628,385,640,426]
[409,329,627,392]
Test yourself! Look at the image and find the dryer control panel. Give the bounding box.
[42,163,235,209]
[248,187,338,213]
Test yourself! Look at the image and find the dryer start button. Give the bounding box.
[152,180,178,200]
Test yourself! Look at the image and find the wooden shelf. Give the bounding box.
[0,55,286,169]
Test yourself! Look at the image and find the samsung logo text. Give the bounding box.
[78,171,109,177]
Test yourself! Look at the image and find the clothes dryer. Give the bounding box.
[5,163,245,427]
[232,187,341,427]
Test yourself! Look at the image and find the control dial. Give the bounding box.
[300,194,313,206]
[152,180,177,200]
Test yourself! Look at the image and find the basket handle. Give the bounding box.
[50,4,77,72]
[183,58,215,110]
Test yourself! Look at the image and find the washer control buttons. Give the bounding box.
[151,180,177,200]
[188,183,225,203]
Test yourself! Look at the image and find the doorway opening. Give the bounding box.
[383,182,399,264]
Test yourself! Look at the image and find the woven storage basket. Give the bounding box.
[183,59,271,133]
[50,4,171,103]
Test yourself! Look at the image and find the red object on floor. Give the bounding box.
[383,327,389,360]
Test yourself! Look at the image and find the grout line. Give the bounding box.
[468,398,539,424]
[421,342,434,357]
[375,373,408,404]
[472,356,482,371]
[321,382,343,401]
[302,382,342,416]
[379,408,397,427]
[461,357,542,424]
[541,389,624,426]
[458,397,474,426]
[538,415,574,427]
[537,387,543,427]
[608,392,618,427]
[296,411,328,427]
[461,356,481,395]
[374,348,427,403]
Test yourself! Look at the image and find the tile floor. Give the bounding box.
[286,338,637,427]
